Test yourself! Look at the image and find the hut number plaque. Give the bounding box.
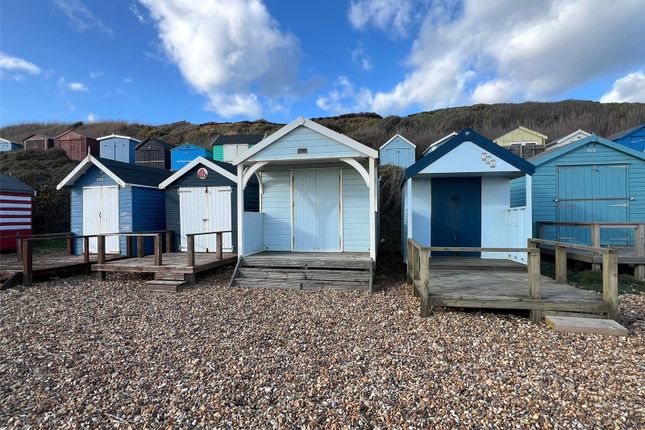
[197,167,208,179]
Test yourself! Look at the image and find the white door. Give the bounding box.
[179,186,233,252]
[83,186,120,253]
[293,169,340,252]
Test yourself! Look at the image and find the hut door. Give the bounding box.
[293,169,340,252]
[179,186,233,252]
[82,186,120,254]
[431,177,481,256]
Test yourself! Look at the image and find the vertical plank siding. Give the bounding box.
[99,137,137,163]
[261,171,292,251]
[342,168,370,251]
[132,187,166,254]
[380,136,416,168]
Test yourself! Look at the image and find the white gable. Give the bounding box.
[419,141,521,175]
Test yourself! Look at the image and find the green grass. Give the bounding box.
[541,261,645,295]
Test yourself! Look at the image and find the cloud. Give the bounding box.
[351,44,372,71]
[58,77,89,92]
[89,71,103,79]
[0,52,41,75]
[123,77,134,84]
[86,113,98,123]
[54,0,113,35]
[139,0,300,119]
[129,3,147,23]
[600,71,645,103]
[316,76,374,114]
[348,0,420,37]
[352,0,645,114]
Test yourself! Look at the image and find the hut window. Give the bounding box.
[297,148,308,154]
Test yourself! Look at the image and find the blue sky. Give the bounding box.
[1,0,644,126]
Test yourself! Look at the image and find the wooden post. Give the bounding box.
[216,232,223,260]
[602,250,618,320]
[165,231,173,254]
[16,237,22,262]
[97,235,106,281]
[137,235,144,258]
[591,223,601,271]
[83,236,90,274]
[555,245,567,283]
[154,234,162,266]
[406,240,413,283]
[412,245,420,297]
[66,234,73,255]
[634,224,645,281]
[419,249,431,317]
[21,239,32,287]
[126,236,133,257]
[527,240,542,323]
[187,234,195,266]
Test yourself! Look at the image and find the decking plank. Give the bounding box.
[545,316,628,336]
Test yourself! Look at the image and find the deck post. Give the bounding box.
[412,244,420,298]
[165,231,173,253]
[555,245,567,283]
[187,234,195,267]
[635,224,645,281]
[66,234,73,255]
[216,232,223,260]
[126,236,133,257]
[406,240,413,283]
[591,223,601,271]
[21,239,32,287]
[97,235,106,281]
[83,236,90,274]
[419,249,431,317]
[527,240,542,322]
[602,250,618,320]
[16,237,22,262]
[237,164,244,258]
[137,235,144,258]
[154,234,162,266]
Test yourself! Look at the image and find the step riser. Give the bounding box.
[234,279,369,290]
[237,269,370,282]
[154,273,186,281]
[145,280,187,293]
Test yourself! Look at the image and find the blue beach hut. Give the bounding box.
[170,143,212,171]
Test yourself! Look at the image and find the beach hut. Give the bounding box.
[170,143,211,171]
[98,134,140,163]
[229,117,379,290]
[547,129,591,150]
[159,157,259,253]
[609,124,645,152]
[57,156,171,255]
[23,134,54,151]
[422,132,457,155]
[211,134,265,163]
[494,126,547,159]
[511,134,645,246]
[135,137,172,170]
[0,174,35,252]
[0,138,22,153]
[54,131,99,161]
[403,128,535,261]
[379,134,416,168]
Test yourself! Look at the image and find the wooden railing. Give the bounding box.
[95,232,169,267]
[185,230,230,266]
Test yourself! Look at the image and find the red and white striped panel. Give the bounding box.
[0,192,33,251]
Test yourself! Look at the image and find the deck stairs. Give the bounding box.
[231,253,374,291]
[144,272,189,292]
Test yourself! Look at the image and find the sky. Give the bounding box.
[1,0,644,126]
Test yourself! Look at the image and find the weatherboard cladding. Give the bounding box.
[248,126,363,161]
[610,124,645,152]
[23,135,54,150]
[380,136,416,168]
[170,144,212,171]
[54,131,100,161]
[99,136,137,163]
[135,138,172,170]
[163,163,258,252]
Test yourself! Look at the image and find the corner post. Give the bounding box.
[527,239,542,322]
[66,233,73,255]
[368,157,376,261]
[419,249,431,317]
[187,234,195,267]
[591,223,601,271]
[237,163,244,258]
[83,236,90,274]
[97,235,106,281]
[602,249,618,320]
[216,232,223,260]
[165,231,173,254]
[21,239,32,287]
[154,234,162,266]
[555,245,567,283]
[137,235,144,258]
[634,224,644,281]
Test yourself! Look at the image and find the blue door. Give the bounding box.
[293,169,340,251]
[431,177,481,256]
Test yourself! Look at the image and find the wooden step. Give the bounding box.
[145,280,187,293]
[242,257,371,270]
[154,272,186,281]
[545,316,629,336]
[237,267,370,282]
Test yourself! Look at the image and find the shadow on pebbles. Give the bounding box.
[0,269,643,428]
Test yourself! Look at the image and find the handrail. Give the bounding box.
[530,238,607,254]
[185,230,232,237]
[537,221,643,228]
[185,230,231,266]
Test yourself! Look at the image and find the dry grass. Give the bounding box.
[1,269,643,428]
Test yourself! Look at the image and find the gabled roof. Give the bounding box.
[406,128,535,179]
[23,133,53,141]
[422,131,457,154]
[0,137,19,145]
[57,155,172,190]
[211,133,266,146]
[135,137,174,151]
[608,123,645,140]
[97,133,141,143]
[0,173,35,194]
[548,129,591,147]
[379,133,416,150]
[159,156,237,188]
[54,130,87,139]
[233,117,378,165]
[529,134,645,166]
[170,142,211,153]
[495,125,547,141]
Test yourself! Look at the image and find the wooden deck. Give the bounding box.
[93,252,237,274]
[421,257,609,315]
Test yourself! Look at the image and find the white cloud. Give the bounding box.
[129,3,147,23]
[58,77,89,92]
[86,113,98,123]
[351,44,372,71]
[0,52,41,75]
[123,77,134,84]
[139,0,300,119]
[600,71,645,103]
[352,0,645,114]
[54,0,113,35]
[348,0,419,37]
[316,76,374,114]
[89,71,103,79]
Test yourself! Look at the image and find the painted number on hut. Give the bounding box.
[197,167,208,179]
